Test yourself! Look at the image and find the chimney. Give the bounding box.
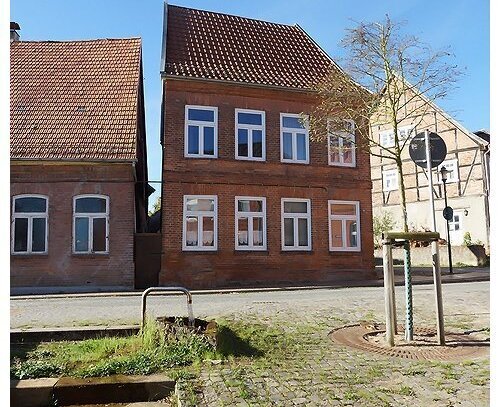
[10,22,20,42]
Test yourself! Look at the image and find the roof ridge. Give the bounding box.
[168,3,295,28]
[14,37,141,44]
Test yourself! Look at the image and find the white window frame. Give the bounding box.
[448,211,463,232]
[280,113,310,164]
[11,194,49,255]
[235,109,266,161]
[184,105,218,158]
[379,125,415,148]
[235,196,267,250]
[328,200,361,252]
[327,119,356,167]
[281,198,312,251]
[437,159,459,184]
[382,169,399,192]
[73,194,109,254]
[379,129,395,148]
[182,195,218,251]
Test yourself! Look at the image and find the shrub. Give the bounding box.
[373,212,396,248]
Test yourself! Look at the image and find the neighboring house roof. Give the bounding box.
[474,130,490,143]
[10,38,142,161]
[162,4,336,89]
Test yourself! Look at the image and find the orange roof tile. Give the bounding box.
[164,5,336,89]
[10,38,142,161]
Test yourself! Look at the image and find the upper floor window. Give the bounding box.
[281,198,311,250]
[328,119,356,167]
[235,197,267,250]
[379,125,415,148]
[183,195,217,251]
[329,200,361,251]
[12,195,48,254]
[185,105,218,158]
[73,195,109,254]
[280,114,309,164]
[235,109,265,161]
[437,159,459,183]
[383,169,398,192]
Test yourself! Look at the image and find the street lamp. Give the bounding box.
[440,166,453,274]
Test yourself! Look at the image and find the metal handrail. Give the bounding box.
[141,286,192,330]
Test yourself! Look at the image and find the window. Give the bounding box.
[73,195,109,254]
[11,195,48,254]
[183,195,217,251]
[235,109,265,161]
[379,125,415,148]
[437,159,459,183]
[280,114,309,164]
[235,197,266,250]
[281,199,311,250]
[329,200,361,251]
[379,130,395,148]
[328,119,356,167]
[448,212,463,232]
[382,169,398,192]
[185,105,218,158]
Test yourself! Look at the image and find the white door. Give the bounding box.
[448,212,463,246]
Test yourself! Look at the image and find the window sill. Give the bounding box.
[234,249,269,254]
[182,249,218,254]
[329,250,362,255]
[280,160,310,165]
[184,155,218,159]
[280,250,313,254]
[11,252,48,257]
[328,163,357,168]
[72,253,110,258]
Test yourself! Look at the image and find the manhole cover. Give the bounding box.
[329,324,489,361]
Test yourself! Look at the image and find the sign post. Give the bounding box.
[409,130,447,345]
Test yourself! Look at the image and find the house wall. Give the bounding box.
[10,162,136,288]
[370,91,489,248]
[160,79,375,289]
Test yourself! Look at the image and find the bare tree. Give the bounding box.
[308,15,462,232]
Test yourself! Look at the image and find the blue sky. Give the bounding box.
[11,0,490,209]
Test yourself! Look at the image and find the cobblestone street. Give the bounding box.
[11,282,490,406]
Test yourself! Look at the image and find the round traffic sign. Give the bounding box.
[409,132,447,169]
[443,206,454,221]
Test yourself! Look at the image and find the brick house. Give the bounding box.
[370,88,490,249]
[10,33,149,292]
[159,5,375,289]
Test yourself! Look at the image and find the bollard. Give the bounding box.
[383,238,395,347]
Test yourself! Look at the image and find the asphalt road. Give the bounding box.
[10,281,489,330]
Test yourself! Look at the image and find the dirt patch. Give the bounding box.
[329,324,489,361]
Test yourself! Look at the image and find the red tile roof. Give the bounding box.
[164,5,336,89]
[10,38,142,161]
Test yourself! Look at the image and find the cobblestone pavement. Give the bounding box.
[11,282,490,406]
[177,282,489,406]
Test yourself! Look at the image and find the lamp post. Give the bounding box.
[440,166,453,274]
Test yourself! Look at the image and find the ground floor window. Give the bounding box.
[235,197,266,250]
[281,198,311,250]
[73,195,109,254]
[12,195,48,254]
[329,200,361,251]
[183,195,217,250]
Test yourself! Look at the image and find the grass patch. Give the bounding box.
[11,318,215,379]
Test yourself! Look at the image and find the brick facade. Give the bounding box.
[160,79,375,289]
[11,163,136,288]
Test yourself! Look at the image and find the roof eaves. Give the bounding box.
[160,73,316,93]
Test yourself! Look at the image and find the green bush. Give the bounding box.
[373,212,396,248]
